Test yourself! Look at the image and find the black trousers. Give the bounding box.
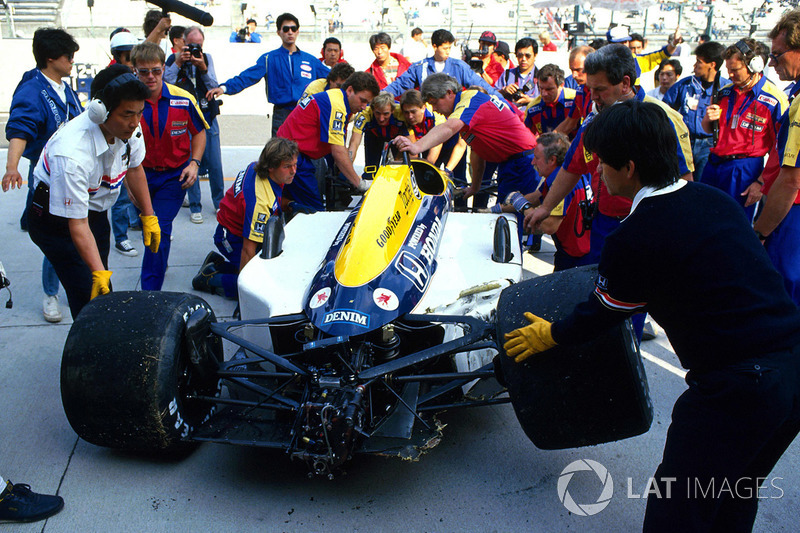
[643,345,800,532]
[27,185,110,319]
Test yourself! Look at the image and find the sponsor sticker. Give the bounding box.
[324,309,370,327]
[170,128,187,136]
[257,213,267,222]
[309,287,331,309]
[170,99,190,107]
[298,94,313,108]
[301,71,312,79]
[300,64,312,71]
[373,288,399,311]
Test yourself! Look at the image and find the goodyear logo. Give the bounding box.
[324,310,370,327]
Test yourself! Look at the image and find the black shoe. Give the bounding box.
[0,480,64,523]
[201,251,226,270]
[192,264,224,296]
[642,321,658,341]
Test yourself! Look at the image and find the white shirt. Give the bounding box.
[629,179,687,217]
[33,112,145,217]
[402,39,430,63]
[646,87,667,101]
[43,74,67,104]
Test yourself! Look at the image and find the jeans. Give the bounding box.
[691,137,713,183]
[187,117,225,213]
[111,185,139,243]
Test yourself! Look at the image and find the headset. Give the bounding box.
[734,40,765,75]
[86,72,140,124]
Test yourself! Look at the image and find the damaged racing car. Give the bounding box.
[61,153,653,477]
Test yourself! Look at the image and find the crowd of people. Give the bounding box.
[3,6,800,528]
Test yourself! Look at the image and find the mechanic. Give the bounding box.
[2,28,82,323]
[276,71,379,212]
[556,46,594,137]
[754,9,800,305]
[299,62,355,101]
[165,25,224,222]
[494,38,539,110]
[399,89,467,184]
[319,37,344,68]
[504,99,800,533]
[193,138,298,299]
[347,92,406,178]
[662,41,729,181]
[132,42,207,291]
[27,65,160,318]
[701,38,787,223]
[366,32,411,90]
[524,64,577,137]
[0,477,63,523]
[394,73,537,241]
[206,13,329,136]
[384,29,503,99]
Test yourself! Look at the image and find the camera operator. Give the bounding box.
[165,26,224,220]
[471,31,504,85]
[495,37,539,109]
[230,18,262,43]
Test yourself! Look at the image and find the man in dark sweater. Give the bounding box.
[504,100,800,531]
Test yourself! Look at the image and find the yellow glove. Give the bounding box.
[503,312,558,363]
[140,214,161,253]
[90,270,113,300]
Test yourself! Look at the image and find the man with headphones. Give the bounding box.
[26,64,161,319]
[701,38,788,222]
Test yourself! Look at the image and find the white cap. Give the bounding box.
[606,26,631,43]
[110,32,139,52]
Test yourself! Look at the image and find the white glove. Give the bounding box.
[356,179,372,193]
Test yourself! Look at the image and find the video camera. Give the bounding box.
[461,42,489,74]
[235,27,249,42]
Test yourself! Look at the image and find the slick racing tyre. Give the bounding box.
[61,291,222,452]
[496,265,653,449]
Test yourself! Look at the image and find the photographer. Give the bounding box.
[495,38,539,109]
[230,18,262,43]
[165,26,224,220]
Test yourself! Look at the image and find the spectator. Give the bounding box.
[132,42,207,290]
[496,37,539,109]
[276,72,379,211]
[493,41,514,71]
[2,28,82,322]
[109,29,138,67]
[366,32,411,89]
[299,62,355,101]
[320,37,344,68]
[165,26,224,222]
[663,41,728,182]
[207,13,329,136]
[701,39,787,222]
[539,30,557,52]
[143,9,171,47]
[193,138,297,298]
[476,30,504,85]
[385,29,502,99]
[394,73,538,242]
[647,59,682,101]
[230,18,262,43]
[401,27,430,63]
[0,477,64,522]
[27,65,159,318]
[347,92,406,177]
[698,33,710,45]
[524,64,577,137]
[607,25,683,78]
[168,25,185,55]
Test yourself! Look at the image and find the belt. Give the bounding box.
[506,148,535,161]
[689,134,712,142]
[709,153,756,163]
[145,166,170,172]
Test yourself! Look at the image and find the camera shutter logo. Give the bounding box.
[557,459,613,516]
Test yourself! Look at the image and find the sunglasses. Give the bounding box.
[282,25,298,33]
[136,67,163,77]
[516,53,533,59]
[769,49,788,62]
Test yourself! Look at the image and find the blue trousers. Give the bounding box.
[765,203,800,306]
[691,137,713,183]
[111,185,139,243]
[701,155,763,223]
[141,168,186,290]
[284,153,324,212]
[24,165,60,296]
[497,152,538,243]
[213,224,244,299]
[187,117,225,212]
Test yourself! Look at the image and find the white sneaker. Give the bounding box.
[182,197,190,208]
[43,295,62,323]
[114,239,139,257]
[190,212,204,224]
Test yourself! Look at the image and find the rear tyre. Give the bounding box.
[61,291,222,452]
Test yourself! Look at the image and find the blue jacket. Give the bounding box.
[222,46,329,107]
[384,57,503,99]
[6,69,83,162]
[663,75,730,139]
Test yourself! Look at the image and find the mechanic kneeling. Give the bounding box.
[504,100,800,531]
[193,138,298,298]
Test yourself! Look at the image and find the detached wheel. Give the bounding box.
[61,291,222,452]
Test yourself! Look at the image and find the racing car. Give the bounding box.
[61,152,653,477]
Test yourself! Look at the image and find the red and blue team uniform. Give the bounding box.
[352,105,406,177]
[213,162,283,298]
[277,88,351,211]
[539,167,593,271]
[703,76,787,221]
[764,81,800,304]
[567,85,593,127]
[140,82,207,291]
[404,106,467,185]
[524,87,577,137]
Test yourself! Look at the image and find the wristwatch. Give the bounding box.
[191,158,202,167]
